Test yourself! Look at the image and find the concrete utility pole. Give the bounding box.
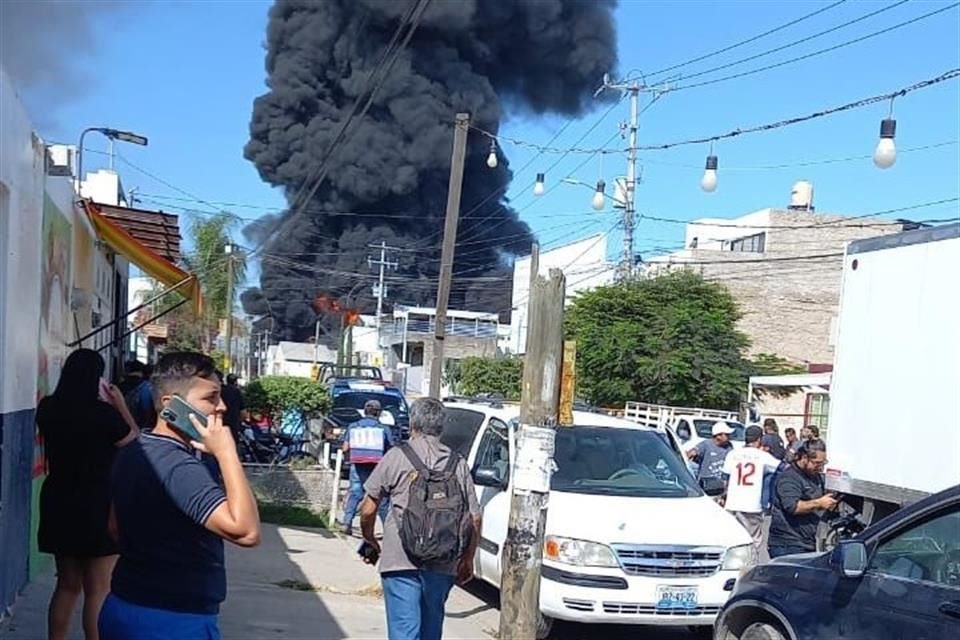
[224,244,235,373]
[596,75,669,279]
[429,112,470,399]
[499,267,566,640]
[368,241,399,348]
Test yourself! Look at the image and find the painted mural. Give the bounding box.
[31,192,72,576]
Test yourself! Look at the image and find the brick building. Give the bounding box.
[643,183,911,366]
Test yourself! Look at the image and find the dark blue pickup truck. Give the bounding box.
[716,484,960,640]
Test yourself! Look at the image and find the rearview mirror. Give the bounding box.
[833,540,868,578]
[474,466,507,490]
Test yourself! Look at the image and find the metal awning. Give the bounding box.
[81,199,201,314]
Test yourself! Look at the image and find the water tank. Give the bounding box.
[789,181,814,211]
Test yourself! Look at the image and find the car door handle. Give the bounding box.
[939,601,960,619]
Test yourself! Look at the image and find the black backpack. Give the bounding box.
[398,444,469,567]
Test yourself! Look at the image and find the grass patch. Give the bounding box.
[258,502,328,529]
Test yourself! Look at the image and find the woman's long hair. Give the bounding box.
[50,348,105,406]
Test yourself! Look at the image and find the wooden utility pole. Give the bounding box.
[559,340,577,426]
[429,112,470,398]
[499,268,566,640]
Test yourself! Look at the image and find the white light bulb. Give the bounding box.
[591,179,606,210]
[701,169,718,193]
[701,154,718,193]
[873,137,896,169]
[873,118,897,170]
[591,190,606,210]
[486,150,498,169]
[533,173,545,196]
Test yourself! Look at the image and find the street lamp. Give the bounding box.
[561,177,623,209]
[77,127,149,195]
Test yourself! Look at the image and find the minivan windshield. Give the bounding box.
[552,427,702,498]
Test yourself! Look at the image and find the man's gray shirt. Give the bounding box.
[364,434,481,575]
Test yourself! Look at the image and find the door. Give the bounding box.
[470,417,512,585]
[842,503,960,639]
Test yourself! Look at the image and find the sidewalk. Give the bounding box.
[0,524,500,640]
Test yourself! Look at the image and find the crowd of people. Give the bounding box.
[36,350,480,640]
[688,416,837,561]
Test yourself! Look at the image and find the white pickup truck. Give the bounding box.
[441,401,754,637]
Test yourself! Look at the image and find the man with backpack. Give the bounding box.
[359,398,481,640]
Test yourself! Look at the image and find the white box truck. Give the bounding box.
[825,222,960,524]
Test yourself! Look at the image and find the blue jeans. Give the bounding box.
[99,593,220,639]
[382,570,456,640]
[342,464,389,530]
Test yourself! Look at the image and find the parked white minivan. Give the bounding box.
[441,401,754,636]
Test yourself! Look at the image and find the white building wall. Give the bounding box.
[0,68,44,416]
[683,209,774,250]
[509,234,614,354]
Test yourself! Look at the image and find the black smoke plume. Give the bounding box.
[244,0,618,342]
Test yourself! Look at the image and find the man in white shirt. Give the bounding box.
[722,425,781,549]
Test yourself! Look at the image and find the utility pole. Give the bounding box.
[224,244,235,373]
[499,267,565,640]
[596,75,669,279]
[429,112,470,399]
[368,241,399,348]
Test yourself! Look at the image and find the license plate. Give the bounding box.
[655,585,698,610]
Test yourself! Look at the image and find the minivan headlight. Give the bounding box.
[722,544,758,571]
[544,535,619,568]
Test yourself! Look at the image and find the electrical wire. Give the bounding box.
[672,2,960,92]
[658,0,910,84]
[470,69,960,154]
[643,0,850,78]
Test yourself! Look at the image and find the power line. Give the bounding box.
[469,69,960,155]
[651,0,909,84]
[672,2,960,92]
[644,0,850,78]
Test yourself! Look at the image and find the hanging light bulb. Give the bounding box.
[701,154,718,193]
[591,179,606,210]
[533,172,546,196]
[873,118,897,169]
[486,140,498,169]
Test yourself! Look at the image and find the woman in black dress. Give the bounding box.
[38,349,139,640]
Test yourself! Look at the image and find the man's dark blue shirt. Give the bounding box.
[111,433,227,614]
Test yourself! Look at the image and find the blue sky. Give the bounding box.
[27,0,960,281]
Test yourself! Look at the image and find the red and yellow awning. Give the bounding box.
[82,199,203,315]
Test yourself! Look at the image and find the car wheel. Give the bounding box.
[742,622,787,640]
[535,613,553,640]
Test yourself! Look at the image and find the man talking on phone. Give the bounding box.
[99,352,261,639]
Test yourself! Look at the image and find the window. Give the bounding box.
[440,408,487,458]
[692,419,746,442]
[724,232,766,253]
[552,427,701,498]
[805,394,830,435]
[870,507,960,587]
[472,419,510,481]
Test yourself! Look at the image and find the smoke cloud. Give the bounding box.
[244,0,618,342]
[0,0,133,124]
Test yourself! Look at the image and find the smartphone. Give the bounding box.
[159,395,207,441]
[357,540,380,565]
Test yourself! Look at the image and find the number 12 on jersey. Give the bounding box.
[735,462,756,486]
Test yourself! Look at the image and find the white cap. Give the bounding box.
[712,421,735,436]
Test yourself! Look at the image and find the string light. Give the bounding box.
[486,139,498,168]
[592,180,607,210]
[701,143,718,192]
[533,172,546,196]
[874,98,897,169]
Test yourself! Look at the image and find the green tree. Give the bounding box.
[565,271,750,410]
[148,213,246,354]
[243,376,331,421]
[455,356,523,400]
